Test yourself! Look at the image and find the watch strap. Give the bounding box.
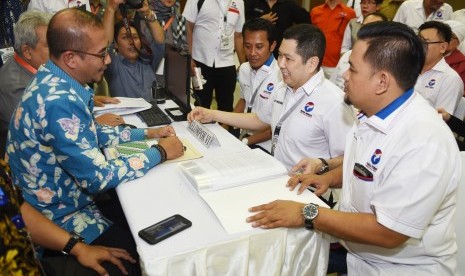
[304,218,314,230]
[62,232,84,255]
[317,158,329,175]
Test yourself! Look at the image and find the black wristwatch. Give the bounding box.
[302,203,319,230]
[62,231,84,255]
[316,158,329,175]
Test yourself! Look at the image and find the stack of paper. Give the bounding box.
[178,149,288,191]
[93,97,151,116]
[178,148,329,234]
[200,175,329,234]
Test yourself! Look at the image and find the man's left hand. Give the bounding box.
[147,126,176,138]
[247,200,305,229]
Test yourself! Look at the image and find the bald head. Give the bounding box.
[47,8,103,60]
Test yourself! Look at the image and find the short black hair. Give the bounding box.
[357,21,426,91]
[114,21,140,44]
[242,17,277,46]
[282,24,325,68]
[418,20,452,43]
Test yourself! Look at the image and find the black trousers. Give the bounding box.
[41,190,141,276]
[194,61,237,112]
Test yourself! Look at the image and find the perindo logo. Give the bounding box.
[299,102,315,118]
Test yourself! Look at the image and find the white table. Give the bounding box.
[116,116,330,276]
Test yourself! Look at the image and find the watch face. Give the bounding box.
[303,204,318,220]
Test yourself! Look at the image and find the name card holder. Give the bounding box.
[188,121,220,148]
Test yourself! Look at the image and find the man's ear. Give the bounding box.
[270,41,277,53]
[440,42,448,55]
[62,51,78,69]
[20,45,33,61]
[375,70,389,96]
[305,56,319,73]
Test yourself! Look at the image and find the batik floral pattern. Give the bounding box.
[6,61,160,243]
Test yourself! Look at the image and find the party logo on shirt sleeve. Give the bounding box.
[229,2,240,14]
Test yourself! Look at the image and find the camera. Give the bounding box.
[124,0,143,9]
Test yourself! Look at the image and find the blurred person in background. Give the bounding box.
[311,0,356,78]
[340,0,381,54]
[103,0,164,100]
[444,20,465,91]
[393,0,453,32]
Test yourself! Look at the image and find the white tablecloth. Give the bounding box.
[116,119,330,275]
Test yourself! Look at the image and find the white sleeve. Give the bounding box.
[257,82,285,125]
[324,100,356,158]
[435,74,463,114]
[372,129,461,238]
[392,2,406,23]
[340,23,353,54]
[235,0,246,33]
[238,65,247,100]
[182,0,198,23]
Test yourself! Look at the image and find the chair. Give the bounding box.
[456,152,465,275]
[453,97,465,121]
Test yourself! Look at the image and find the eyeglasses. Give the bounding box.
[418,36,445,45]
[423,40,445,45]
[63,45,111,62]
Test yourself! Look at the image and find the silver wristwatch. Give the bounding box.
[302,203,319,230]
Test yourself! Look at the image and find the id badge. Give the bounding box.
[221,33,231,50]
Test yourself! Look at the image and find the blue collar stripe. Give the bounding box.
[264,54,274,67]
[375,88,414,120]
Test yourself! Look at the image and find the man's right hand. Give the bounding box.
[290,158,324,175]
[187,107,215,123]
[72,243,136,276]
[158,136,184,160]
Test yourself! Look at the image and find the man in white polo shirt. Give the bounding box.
[183,0,246,112]
[188,24,355,172]
[393,0,452,32]
[248,21,461,275]
[234,17,282,152]
[416,20,463,114]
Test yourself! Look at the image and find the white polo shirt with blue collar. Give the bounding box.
[414,57,463,114]
[258,69,355,170]
[393,0,453,32]
[339,89,460,275]
[238,54,282,151]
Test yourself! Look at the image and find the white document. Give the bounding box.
[178,148,287,191]
[200,175,329,234]
[93,97,151,116]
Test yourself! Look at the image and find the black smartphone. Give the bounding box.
[138,214,192,245]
